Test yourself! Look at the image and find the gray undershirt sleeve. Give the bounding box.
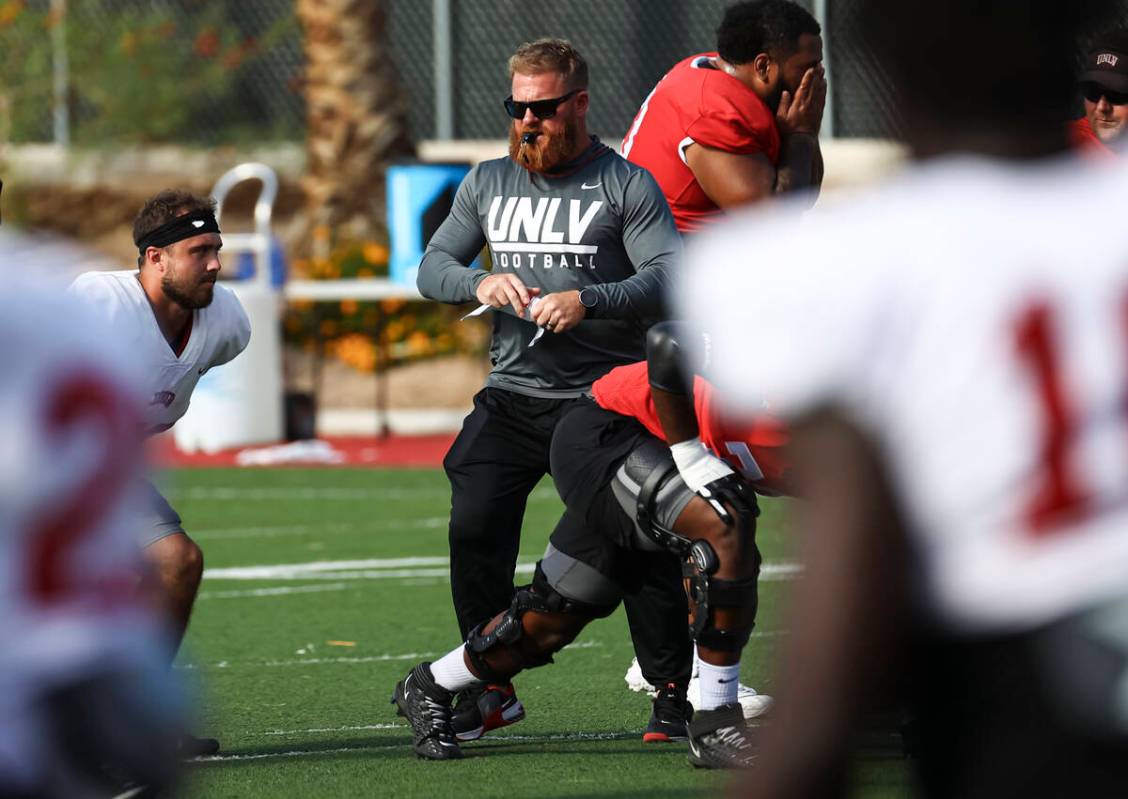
[416,166,490,304]
[584,169,681,320]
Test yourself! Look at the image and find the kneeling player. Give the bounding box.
[393,323,787,766]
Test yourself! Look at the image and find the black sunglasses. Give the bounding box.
[504,89,580,120]
[1082,81,1128,105]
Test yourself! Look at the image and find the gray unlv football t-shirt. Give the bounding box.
[417,137,682,398]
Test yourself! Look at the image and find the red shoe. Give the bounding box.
[451,683,526,742]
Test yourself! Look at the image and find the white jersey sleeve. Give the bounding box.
[678,155,1128,635]
[204,283,252,369]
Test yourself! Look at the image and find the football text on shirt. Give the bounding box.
[487,196,603,270]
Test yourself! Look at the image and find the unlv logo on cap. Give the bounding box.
[1097,53,1120,67]
[150,391,176,408]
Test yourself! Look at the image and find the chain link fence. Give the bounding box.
[4,0,1127,145]
[389,0,812,141]
[2,0,304,145]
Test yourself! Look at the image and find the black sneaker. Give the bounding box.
[686,702,757,768]
[178,734,220,758]
[451,683,526,742]
[391,663,462,760]
[643,682,693,742]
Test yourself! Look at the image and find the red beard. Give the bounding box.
[508,119,579,173]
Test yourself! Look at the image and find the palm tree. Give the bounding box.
[296,0,412,258]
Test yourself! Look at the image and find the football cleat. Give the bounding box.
[686,702,757,769]
[624,657,773,720]
[391,663,463,760]
[643,682,693,742]
[689,676,773,720]
[451,682,526,742]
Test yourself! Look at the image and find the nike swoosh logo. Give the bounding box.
[718,677,737,684]
[581,182,602,190]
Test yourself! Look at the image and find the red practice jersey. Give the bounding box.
[1068,117,1116,158]
[591,361,791,495]
[621,53,781,233]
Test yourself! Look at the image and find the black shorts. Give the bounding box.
[542,398,696,606]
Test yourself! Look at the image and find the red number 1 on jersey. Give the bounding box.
[1014,300,1094,535]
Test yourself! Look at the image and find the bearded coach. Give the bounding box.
[415,38,690,742]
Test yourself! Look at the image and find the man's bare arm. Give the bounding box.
[775,132,823,198]
[684,131,823,210]
[740,409,905,798]
[685,145,777,209]
[646,322,701,444]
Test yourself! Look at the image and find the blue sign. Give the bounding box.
[387,163,475,286]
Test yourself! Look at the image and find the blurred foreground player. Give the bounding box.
[680,1,1128,796]
[622,0,825,232]
[70,189,251,757]
[0,264,183,796]
[394,323,790,766]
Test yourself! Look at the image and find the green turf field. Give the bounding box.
[166,467,911,798]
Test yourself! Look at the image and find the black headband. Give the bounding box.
[136,209,221,255]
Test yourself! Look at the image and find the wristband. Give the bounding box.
[669,436,734,494]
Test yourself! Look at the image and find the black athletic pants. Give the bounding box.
[443,386,692,685]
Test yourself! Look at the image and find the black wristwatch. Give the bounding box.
[578,287,599,317]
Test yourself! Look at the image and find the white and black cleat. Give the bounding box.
[686,702,757,769]
[392,662,463,760]
[625,657,773,720]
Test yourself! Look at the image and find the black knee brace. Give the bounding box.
[685,564,760,653]
[463,568,604,681]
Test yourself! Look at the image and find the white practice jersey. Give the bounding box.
[70,270,251,433]
[0,277,177,792]
[680,155,1128,634]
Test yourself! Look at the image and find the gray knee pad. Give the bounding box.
[611,439,696,553]
[538,544,623,609]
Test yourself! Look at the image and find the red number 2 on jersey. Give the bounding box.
[26,371,139,603]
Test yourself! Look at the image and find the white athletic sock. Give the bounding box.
[429,646,483,693]
[696,659,741,711]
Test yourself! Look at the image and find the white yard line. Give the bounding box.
[203,558,802,583]
[198,583,351,600]
[168,485,558,503]
[204,556,453,580]
[165,486,448,502]
[176,652,438,670]
[263,723,404,736]
[177,640,604,671]
[192,518,447,542]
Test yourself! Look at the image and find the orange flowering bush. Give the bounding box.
[283,240,490,373]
